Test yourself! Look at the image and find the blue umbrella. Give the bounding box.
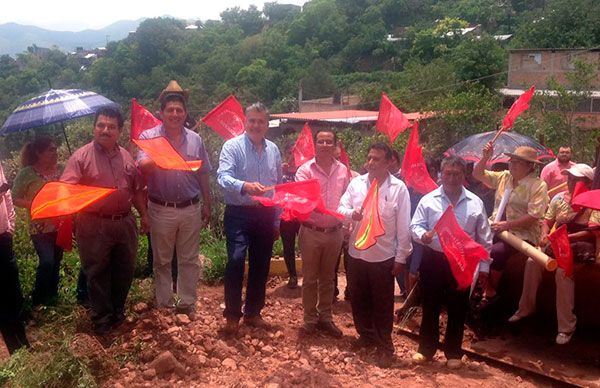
[0,89,119,152]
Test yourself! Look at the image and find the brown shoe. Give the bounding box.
[377,352,394,368]
[219,319,239,336]
[318,321,343,338]
[243,316,272,330]
[301,322,318,335]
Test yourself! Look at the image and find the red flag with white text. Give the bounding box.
[131,98,162,140]
[400,122,438,194]
[376,94,412,143]
[434,205,489,289]
[201,95,246,140]
[292,123,315,168]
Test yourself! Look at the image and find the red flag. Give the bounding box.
[548,224,573,277]
[131,98,162,140]
[292,123,315,168]
[501,85,535,131]
[31,182,116,220]
[572,189,600,211]
[400,122,438,194]
[55,217,73,251]
[376,94,412,143]
[133,137,203,171]
[252,179,343,222]
[434,206,489,289]
[201,95,246,140]
[338,140,352,177]
[354,179,386,250]
[570,181,590,212]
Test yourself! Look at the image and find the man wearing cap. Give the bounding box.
[62,107,148,335]
[541,146,575,191]
[217,102,282,335]
[138,80,212,318]
[296,129,349,337]
[508,163,595,345]
[473,143,548,304]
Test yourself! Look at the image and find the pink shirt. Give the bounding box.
[295,158,350,228]
[540,159,575,191]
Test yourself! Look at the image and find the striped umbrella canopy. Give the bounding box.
[0,89,119,134]
[445,130,555,167]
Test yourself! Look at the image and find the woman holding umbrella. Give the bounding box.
[12,137,64,306]
[473,142,548,305]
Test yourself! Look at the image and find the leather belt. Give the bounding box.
[149,196,200,208]
[302,222,342,233]
[85,211,130,221]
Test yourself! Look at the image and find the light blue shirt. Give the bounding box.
[410,185,493,272]
[137,125,212,202]
[217,133,282,206]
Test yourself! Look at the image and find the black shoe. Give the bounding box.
[93,323,111,336]
[350,336,374,351]
[301,322,318,335]
[111,313,126,328]
[287,276,298,289]
[376,351,394,368]
[318,321,343,338]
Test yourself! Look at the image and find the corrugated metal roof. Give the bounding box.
[271,110,434,124]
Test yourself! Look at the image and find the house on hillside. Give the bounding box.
[500,48,600,129]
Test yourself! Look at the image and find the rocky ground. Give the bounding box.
[73,276,544,388]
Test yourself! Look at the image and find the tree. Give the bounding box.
[221,5,265,36]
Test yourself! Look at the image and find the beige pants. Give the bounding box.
[515,258,576,333]
[149,201,202,309]
[298,226,343,324]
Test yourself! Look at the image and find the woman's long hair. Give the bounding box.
[20,137,55,167]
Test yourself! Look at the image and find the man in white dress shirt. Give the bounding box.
[338,142,412,368]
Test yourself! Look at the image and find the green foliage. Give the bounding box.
[199,227,228,285]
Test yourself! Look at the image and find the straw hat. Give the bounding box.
[562,163,594,180]
[504,146,542,164]
[158,80,189,102]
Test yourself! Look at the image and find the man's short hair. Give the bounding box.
[391,150,400,163]
[368,142,393,160]
[315,128,337,144]
[94,106,124,129]
[245,102,270,119]
[160,93,187,111]
[558,145,572,150]
[440,155,467,173]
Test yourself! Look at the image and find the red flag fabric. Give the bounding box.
[131,98,162,140]
[376,94,412,143]
[548,224,573,277]
[354,179,386,250]
[400,122,438,195]
[201,95,246,140]
[292,123,315,168]
[133,137,203,171]
[31,182,116,220]
[252,179,343,222]
[433,205,489,289]
[501,85,535,131]
[571,189,600,211]
[55,217,73,251]
[570,181,590,212]
[338,140,352,177]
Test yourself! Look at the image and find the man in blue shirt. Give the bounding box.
[217,102,282,335]
[410,155,492,369]
[138,83,212,319]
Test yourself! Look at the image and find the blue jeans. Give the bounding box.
[223,205,275,320]
[31,232,63,306]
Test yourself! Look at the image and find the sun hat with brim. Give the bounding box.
[561,163,594,180]
[158,80,190,102]
[504,146,543,164]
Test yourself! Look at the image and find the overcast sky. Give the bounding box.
[1,0,308,31]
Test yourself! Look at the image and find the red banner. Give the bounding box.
[201,95,246,140]
[131,98,161,140]
[501,85,535,131]
[354,179,386,250]
[376,94,411,143]
[133,137,203,172]
[292,123,315,168]
[548,224,573,277]
[400,122,438,194]
[31,182,116,220]
[434,205,489,289]
[338,140,352,178]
